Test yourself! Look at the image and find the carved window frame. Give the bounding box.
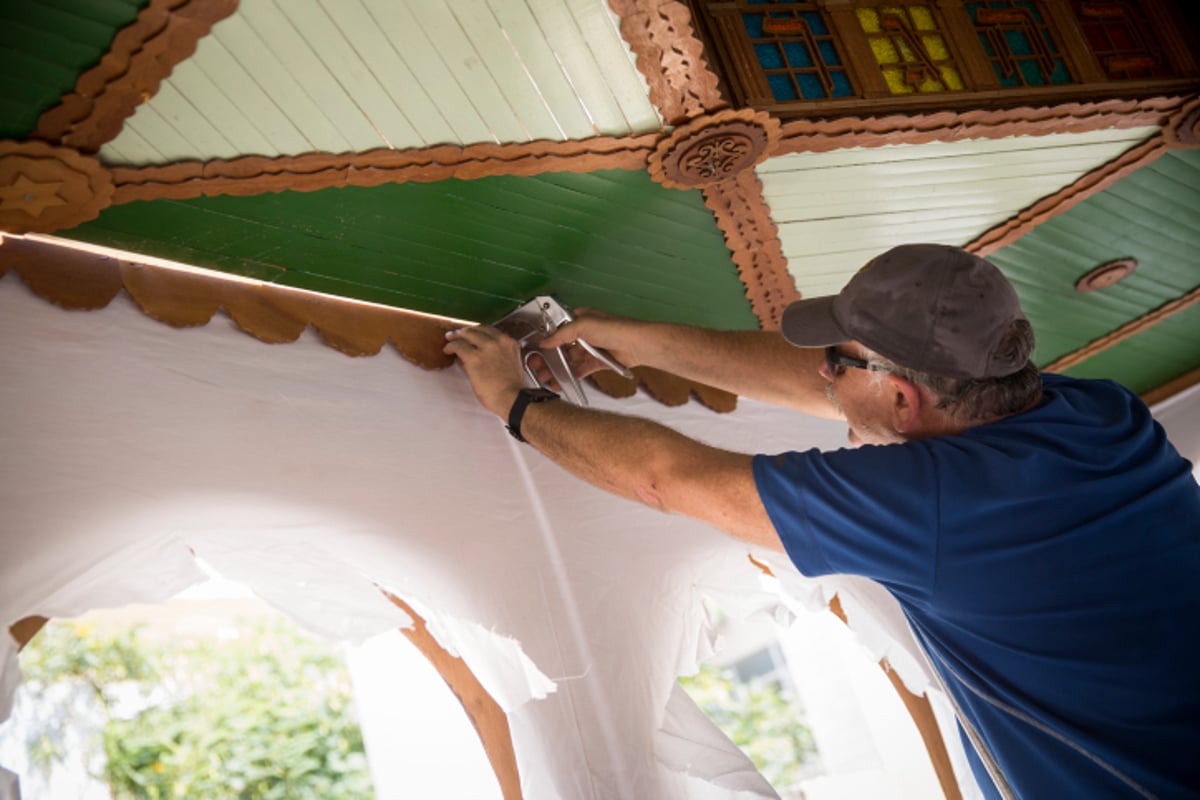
[687,0,1200,118]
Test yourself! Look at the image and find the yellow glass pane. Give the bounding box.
[895,37,915,62]
[939,66,965,90]
[870,36,900,64]
[922,33,950,61]
[857,8,881,34]
[882,68,914,95]
[909,6,937,31]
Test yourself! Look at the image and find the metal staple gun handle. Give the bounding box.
[493,296,634,406]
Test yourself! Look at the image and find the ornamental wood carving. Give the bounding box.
[649,109,781,190]
[1164,96,1200,148]
[34,0,238,153]
[0,141,114,234]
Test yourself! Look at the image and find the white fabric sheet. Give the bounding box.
[0,273,1038,798]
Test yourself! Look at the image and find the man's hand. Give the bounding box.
[539,308,640,382]
[443,326,530,418]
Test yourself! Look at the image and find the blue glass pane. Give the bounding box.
[1005,29,1033,56]
[756,42,784,70]
[1019,59,1045,85]
[783,41,813,68]
[830,70,853,98]
[768,74,797,101]
[818,40,841,66]
[747,0,769,4]
[797,72,826,99]
[1049,59,1071,84]
[802,11,828,35]
[743,14,764,39]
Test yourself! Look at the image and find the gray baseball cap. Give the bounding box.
[780,244,1032,379]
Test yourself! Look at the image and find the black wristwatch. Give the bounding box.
[506,387,560,443]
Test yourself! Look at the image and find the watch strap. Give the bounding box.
[506,388,559,442]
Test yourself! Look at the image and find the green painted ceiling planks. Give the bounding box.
[63,170,759,329]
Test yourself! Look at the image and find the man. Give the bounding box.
[444,243,1200,798]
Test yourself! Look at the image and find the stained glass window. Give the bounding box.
[966,0,1073,86]
[741,1,854,101]
[856,4,966,94]
[1070,0,1172,80]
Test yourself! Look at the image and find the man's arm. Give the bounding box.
[444,325,784,552]
[541,312,839,419]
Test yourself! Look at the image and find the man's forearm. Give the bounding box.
[613,322,835,417]
[518,398,782,551]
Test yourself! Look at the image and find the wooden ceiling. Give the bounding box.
[1,0,1198,405]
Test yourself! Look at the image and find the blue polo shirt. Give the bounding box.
[753,373,1200,798]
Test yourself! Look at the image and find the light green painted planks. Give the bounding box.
[99,0,661,165]
[759,129,1162,299]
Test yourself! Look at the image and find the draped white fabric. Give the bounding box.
[21,270,1196,797]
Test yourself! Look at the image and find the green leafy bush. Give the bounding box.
[19,616,372,799]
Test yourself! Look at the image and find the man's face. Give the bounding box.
[819,343,906,447]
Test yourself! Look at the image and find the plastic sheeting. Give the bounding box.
[0,273,1000,798]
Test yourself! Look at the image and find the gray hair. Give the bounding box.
[867,320,1042,423]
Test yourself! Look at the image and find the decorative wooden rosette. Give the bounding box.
[648,109,781,190]
[1164,96,1200,148]
[0,140,114,234]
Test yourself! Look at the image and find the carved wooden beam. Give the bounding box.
[34,0,238,153]
[382,592,523,800]
[965,136,1170,256]
[608,0,726,124]
[110,136,659,204]
[776,96,1184,154]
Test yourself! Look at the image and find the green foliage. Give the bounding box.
[679,662,818,788]
[19,616,372,799]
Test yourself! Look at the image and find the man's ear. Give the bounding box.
[886,373,924,433]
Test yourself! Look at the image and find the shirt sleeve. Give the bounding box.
[752,443,941,600]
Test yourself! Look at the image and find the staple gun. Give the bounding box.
[493,296,634,406]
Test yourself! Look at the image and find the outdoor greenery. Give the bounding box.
[18,616,372,799]
[679,661,819,789]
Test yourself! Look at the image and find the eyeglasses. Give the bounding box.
[825,346,891,378]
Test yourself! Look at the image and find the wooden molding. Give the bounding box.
[9,615,49,651]
[1142,365,1200,407]
[34,0,238,153]
[648,108,780,190]
[111,135,659,204]
[382,592,522,800]
[703,170,800,330]
[1042,286,1200,375]
[828,596,961,800]
[965,135,1170,256]
[1163,95,1200,148]
[0,140,114,234]
[0,234,731,411]
[609,0,726,124]
[776,96,1184,154]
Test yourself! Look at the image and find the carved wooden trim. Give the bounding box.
[776,96,1183,154]
[1163,95,1200,148]
[111,136,659,204]
[34,0,238,153]
[0,140,114,234]
[382,592,522,800]
[609,0,726,124]
[1042,285,1200,374]
[828,596,961,800]
[0,235,730,411]
[1142,365,1200,407]
[703,170,799,330]
[965,135,1169,256]
[9,615,49,651]
[648,108,780,190]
